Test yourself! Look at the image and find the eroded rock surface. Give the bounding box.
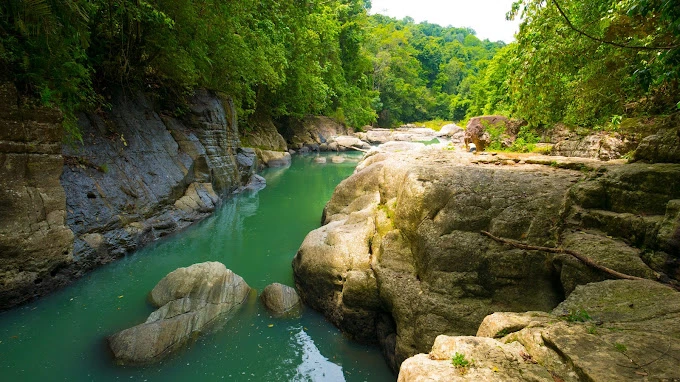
[0,83,74,309]
[399,279,680,381]
[293,146,680,371]
[108,262,250,364]
[280,116,349,150]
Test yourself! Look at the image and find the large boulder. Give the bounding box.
[260,283,301,316]
[280,116,350,150]
[108,262,250,364]
[398,279,680,381]
[255,149,291,168]
[240,112,287,152]
[464,115,512,151]
[294,148,680,371]
[633,113,680,163]
[330,135,371,151]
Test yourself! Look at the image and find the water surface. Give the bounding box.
[0,152,394,382]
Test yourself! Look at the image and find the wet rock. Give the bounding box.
[108,262,250,364]
[331,156,345,164]
[314,157,327,164]
[260,283,301,316]
[242,174,267,192]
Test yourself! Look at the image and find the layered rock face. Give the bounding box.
[279,116,349,150]
[399,279,680,381]
[109,262,250,364]
[293,147,680,370]
[0,87,256,310]
[0,84,74,309]
[61,90,252,278]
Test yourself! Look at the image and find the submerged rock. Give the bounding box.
[108,262,250,364]
[260,283,301,316]
[314,157,327,164]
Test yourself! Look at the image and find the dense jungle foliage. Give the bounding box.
[1,0,678,137]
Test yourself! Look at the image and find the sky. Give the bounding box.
[368,0,521,43]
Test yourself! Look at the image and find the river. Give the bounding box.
[0,152,394,381]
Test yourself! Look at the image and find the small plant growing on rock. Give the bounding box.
[565,309,591,322]
[614,343,627,353]
[452,352,472,369]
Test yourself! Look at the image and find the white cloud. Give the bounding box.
[368,0,521,43]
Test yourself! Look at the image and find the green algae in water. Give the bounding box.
[0,152,394,381]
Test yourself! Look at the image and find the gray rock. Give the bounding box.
[436,123,463,137]
[634,114,680,163]
[108,262,250,364]
[255,149,291,168]
[260,283,301,316]
[280,116,349,150]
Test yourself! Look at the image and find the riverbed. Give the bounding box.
[0,152,394,381]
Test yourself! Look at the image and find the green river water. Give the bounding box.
[0,152,394,382]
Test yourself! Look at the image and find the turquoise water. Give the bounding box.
[0,152,394,382]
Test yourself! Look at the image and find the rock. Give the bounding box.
[464,115,512,151]
[331,156,345,164]
[2,86,255,310]
[376,141,426,152]
[255,149,291,168]
[401,279,680,382]
[298,146,311,154]
[397,335,553,382]
[242,174,266,192]
[108,262,250,364]
[314,157,327,164]
[293,148,677,371]
[333,135,371,151]
[0,83,74,310]
[437,124,463,137]
[634,114,680,163]
[260,283,301,316]
[280,116,349,150]
[240,112,287,152]
[551,132,636,161]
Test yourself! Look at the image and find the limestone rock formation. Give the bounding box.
[328,136,371,151]
[398,279,680,381]
[464,115,512,151]
[108,262,250,364]
[293,146,680,371]
[255,149,292,168]
[0,83,74,309]
[241,113,288,152]
[634,113,680,163]
[260,283,301,316]
[365,128,440,145]
[0,87,257,310]
[280,116,349,150]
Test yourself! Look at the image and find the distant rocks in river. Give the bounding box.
[314,156,327,164]
[108,262,250,364]
[260,283,302,316]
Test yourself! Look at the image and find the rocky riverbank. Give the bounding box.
[0,85,259,310]
[292,134,680,375]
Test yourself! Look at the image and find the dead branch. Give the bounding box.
[480,231,678,288]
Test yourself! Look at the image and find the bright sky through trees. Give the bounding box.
[369,0,520,42]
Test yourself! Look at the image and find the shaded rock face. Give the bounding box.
[241,113,288,152]
[399,279,680,382]
[0,88,256,311]
[260,283,301,316]
[108,262,250,364]
[279,116,349,150]
[0,83,74,309]
[634,113,680,163]
[60,90,251,280]
[293,147,680,371]
[254,149,291,168]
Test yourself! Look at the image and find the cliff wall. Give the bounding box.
[0,87,256,309]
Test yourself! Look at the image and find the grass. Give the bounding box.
[565,309,592,323]
[614,343,627,352]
